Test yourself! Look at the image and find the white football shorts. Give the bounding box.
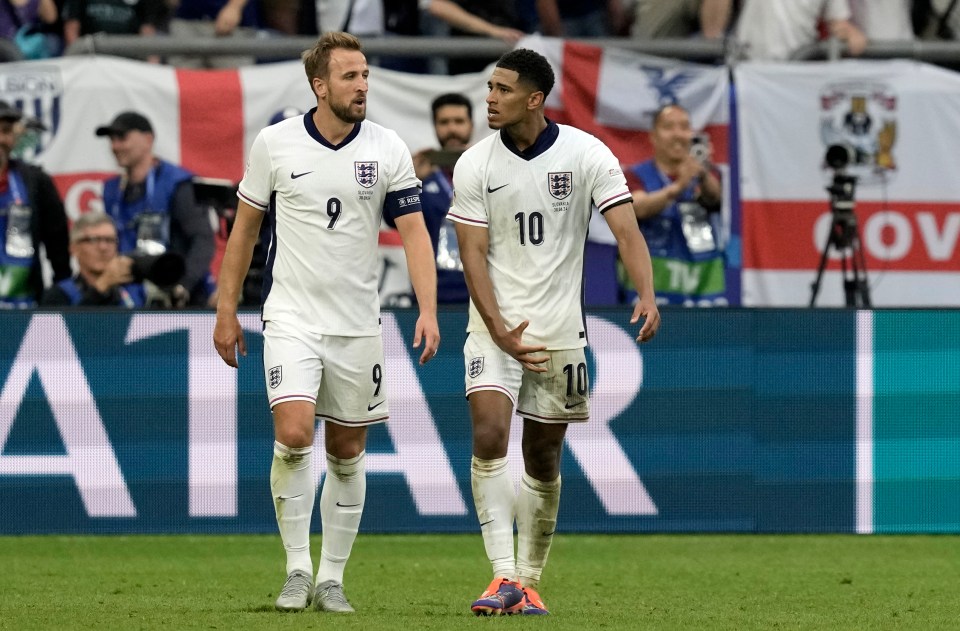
[463,331,589,423]
[262,320,389,426]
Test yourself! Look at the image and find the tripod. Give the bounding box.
[809,173,871,307]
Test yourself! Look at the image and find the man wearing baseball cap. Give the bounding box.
[96,110,214,307]
[0,100,70,307]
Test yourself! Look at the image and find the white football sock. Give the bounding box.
[516,472,561,588]
[471,456,517,580]
[271,441,315,577]
[316,451,366,585]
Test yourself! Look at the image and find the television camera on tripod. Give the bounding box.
[809,144,871,307]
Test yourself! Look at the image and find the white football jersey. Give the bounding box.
[448,122,631,349]
[238,112,421,336]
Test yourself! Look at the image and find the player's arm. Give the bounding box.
[213,201,263,368]
[393,212,440,365]
[603,201,661,343]
[454,222,547,372]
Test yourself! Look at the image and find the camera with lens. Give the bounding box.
[129,251,185,287]
[824,143,856,172]
[822,144,862,252]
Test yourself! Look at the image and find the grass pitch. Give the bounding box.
[0,534,957,630]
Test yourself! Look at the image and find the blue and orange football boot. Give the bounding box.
[471,578,525,616]
[520,586,550,615]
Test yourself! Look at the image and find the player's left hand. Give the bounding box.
[413,313,440,365]
[631,297,661,343]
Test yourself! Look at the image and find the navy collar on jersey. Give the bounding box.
[499,119,559,161]
[303,107,361,150]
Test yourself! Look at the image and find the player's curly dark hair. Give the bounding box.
[495,49,555,98]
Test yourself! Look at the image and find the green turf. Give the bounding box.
[0,534,957,630]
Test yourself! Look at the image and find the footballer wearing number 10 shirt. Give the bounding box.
[448,48,661,616]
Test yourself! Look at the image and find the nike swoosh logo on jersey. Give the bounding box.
[486,183,509,193]
[336,502,361,508]
[291,171,313,179]
[564,400,585,409]
[367,400,385,411]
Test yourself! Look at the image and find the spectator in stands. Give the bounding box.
[166,0,260,68]
[0,100,70,308]
[912,0,960,40]
[0,0,59,59]
[419,0,526,74]
[41,211,148,307]
[314,0,384,37]
[734,0,867,60]
[628,0,732,40]
[62,0,167,61]
[412,92,472,303]
[535,0,624,37]
[849,0,914,41]
[621,103,725,306]
[95,110,214,308]
[259,0,298,34]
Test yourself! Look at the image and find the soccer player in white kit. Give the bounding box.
[213,32,440,613]
[449,49,661,616]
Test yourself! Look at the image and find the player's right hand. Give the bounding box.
[631,298,661,343]
[213,313,246,368]
[497,320,549,373]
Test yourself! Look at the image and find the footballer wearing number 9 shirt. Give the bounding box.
[213,32,440,614]
[448,48,660,616]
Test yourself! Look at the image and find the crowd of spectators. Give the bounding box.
[2,1,957,66]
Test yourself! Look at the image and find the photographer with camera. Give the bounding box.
[0,100,71,308]
[42,212,146,307]
[620,103,724,306]
[95,111,214,308]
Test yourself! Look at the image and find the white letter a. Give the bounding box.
[0,315,136,517]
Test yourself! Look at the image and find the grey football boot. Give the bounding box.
[275,570,313,612]
[313,580,355,613]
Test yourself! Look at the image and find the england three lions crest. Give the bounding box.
[355,161,378,188]
[468,357,484,379]
[548,172,573,200]
[268,365,282,389]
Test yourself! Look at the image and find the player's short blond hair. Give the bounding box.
[302,31,363,84]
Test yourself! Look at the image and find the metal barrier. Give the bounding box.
[63,34,727,64]
[790,38,960,62]
[50,33,960,67]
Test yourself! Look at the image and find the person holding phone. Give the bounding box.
[621,103,726,306]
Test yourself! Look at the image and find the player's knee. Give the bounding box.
[325,438,364,460]
[522,440,562,480]
[325,426,366,459]
[275,424,313,449]
[472,422,510,458]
